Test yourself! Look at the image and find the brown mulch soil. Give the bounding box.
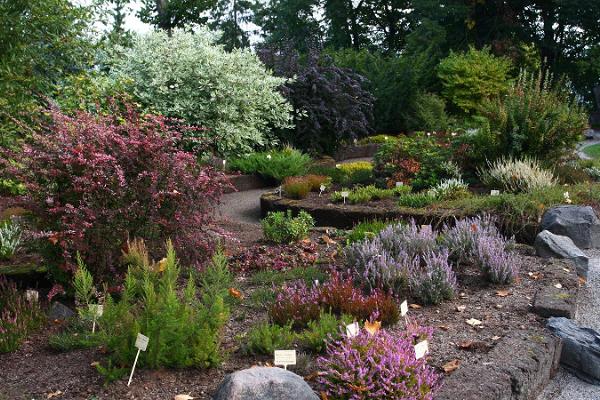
[0,217,580,400]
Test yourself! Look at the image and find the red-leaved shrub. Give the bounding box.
[6,106,227,278]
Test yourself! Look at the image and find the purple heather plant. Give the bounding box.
[316,328,441,400]
[441,215,499,265]
[409,250,457,305]
[378,221,438,258]
[475,235,519,284]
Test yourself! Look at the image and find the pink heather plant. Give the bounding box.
[475,235,519,284]
[317,328,441,400]
[6,105,227,278]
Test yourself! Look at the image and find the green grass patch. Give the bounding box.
[583,143,600,159]
[249,266,327,287]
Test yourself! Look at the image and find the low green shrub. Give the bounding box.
[228,147,311,183]
[358,134,398,145]
[336,161,374,185]
[249,266,327,287]
[299,311,353,353]
[282,175,330,199]
[243,321,295,355]
[331,185,410,204]
[48,320,103,351]
[347,220,390,243]
[262,210,314,243]
[0,179,25,196]
[397,192,437,208]
[96,241,229,380]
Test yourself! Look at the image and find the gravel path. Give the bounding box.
[537,254,600,400]
[217,188,272,225]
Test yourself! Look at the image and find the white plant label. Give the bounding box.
[490,190,500,196]
[135,333,149,351]
[420,224,431,231]
[278,186,282,197]
[274,350,296,370]
[319,184,326,197]
[414,340,429,360]
[222,159,227,169]
[400,300,409,317]
[341,191,349,204]
[395,181,404,187]
[25,289,39,303]
[314,279,319,286]
[346,322,360,338]
[128,333,149,386]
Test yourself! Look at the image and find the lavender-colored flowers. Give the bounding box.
[316,329,441,400]
[441,215,499,265]
[409,250,457,305]
[475,235,519,284]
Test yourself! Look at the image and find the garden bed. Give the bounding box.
[0,221,580,399]
[260,190,540,243]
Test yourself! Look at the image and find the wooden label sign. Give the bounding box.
[414,340,429,360]
[274,350,296,369]
[346,322,359,338]
[135,333,149,351]
[400,300,408,317]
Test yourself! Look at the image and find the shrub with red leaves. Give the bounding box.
[270,273,399,329]
[6,106,227,279]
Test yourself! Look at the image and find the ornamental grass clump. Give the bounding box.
[478,157,557,193]
[317,329,441,400]
[427,178,470,200]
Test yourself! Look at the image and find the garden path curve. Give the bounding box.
[538,254,600,400]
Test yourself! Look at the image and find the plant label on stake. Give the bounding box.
[400,300,408,317]
[346,322,360,338]
[222,159,227,170]
[319,184,326,197]
[274,350,296,370]
[25,289,39,303]
[278,186,282,198]
[341,191,349,205]
[414,340,429,360]
[490,190,500,196]
[128,333,149,386]
[395,181,404,187]
[89,304,103,333]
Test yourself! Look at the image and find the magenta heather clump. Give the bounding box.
[475,235,519,284]
[317,328,441,400]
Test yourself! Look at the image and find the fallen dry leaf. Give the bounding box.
[579,276,587,286]
[455,305,466,313]
[458,292,468,299]
[90,361,100,367]
[304,371,327,381]
[437,324,450,331]
[347,383,369,392]
[409,303,422,310]
[458,340,473,349]
[442,359,460,373]
[156,257,168,272]
[554,283,563,289]
[466,318,482,327]
[562,267,570,273]
[321,235,336,246]
[173,395,194,400]
[495,290,510,297]
[320,391,329,400]
[492,335,501,341]
[47,391,63,399]
[228,287,243,299]
[528,271,542,280]
[364,320,381,336]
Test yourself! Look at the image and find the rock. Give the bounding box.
[48,301,76,320]
[532,286,575,318]
[534,230,589,278]
[547,317,600,384]
[540,206,600,249]
[212,367,319,400]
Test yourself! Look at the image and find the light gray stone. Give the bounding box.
[534,230,589,278]
[540,206,600,249]
[547,317,600,384]
[212,367,319,400]
[48,301,75,320]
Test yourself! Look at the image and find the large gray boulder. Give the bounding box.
[48,301,76,320]
[212,367,319,400]
[540,206,600,249]
[534,230,589,278]
[547,317,600,384]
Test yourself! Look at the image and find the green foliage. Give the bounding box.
[199,246,233,301]
[249,266,327,287]
[358,135,399,145]
[300,312,353,353]
[243,321,295,355]
[262,210,314,243]
[408,92,452,132]
[478,157,557,193]
[0,0,93,149]
[138,0,215,32]
[97,241,228,376]
[108,30,293,156]
[479,70,587,162]
[347,220,390,243]
[438,46,512,113]
[427,178,471,201]
[397,193,438,208]
[0,220,22,260]
[48,319,102,351]
[331,185,410,204]
[73,253,95,307]
[228,148,311,183]
[0,179,25,196]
